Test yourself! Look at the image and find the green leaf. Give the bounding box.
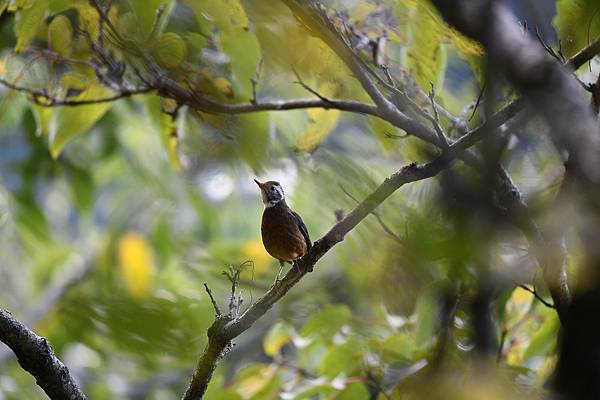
[291,382,336,399]
[30,104,52,136]
[123,0,174,40]
[151,32,188,69]
[368,115,402,154]
[184,0,249,33]
[263,321,295,357]
[48,14,73,57]
[414,284,440,347]
[13,0,47,52]
[151,215,172,268]
[405,1,446,90]
[11,193,51,244]
[8,0,33,11]
[48,84,113,158]
[553,0,600,59]
[236,112,269,171]
[0,0,9,15]
[301,304,352,340]
[68,164,95,212]
[333,383,370,400]
[221,28,261,99]
[523,312,559,360]
[318,342,363,378]
[374,333,416,364]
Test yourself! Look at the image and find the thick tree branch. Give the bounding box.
[0,309,87,400]
[431,0,600,185]
[429,0,597,325]
[0,254,95,365]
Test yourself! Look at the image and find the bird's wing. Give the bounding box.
[292,211,312,251]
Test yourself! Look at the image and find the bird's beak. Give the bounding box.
[254,179,264,189]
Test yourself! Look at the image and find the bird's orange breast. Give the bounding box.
[261,202,307,263]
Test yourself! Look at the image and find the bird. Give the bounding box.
[254,179,311,281]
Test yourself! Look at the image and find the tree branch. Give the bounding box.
[0,309,87,400]
[181,156,455,400]
[430,0,598,324]
[431,0,600,186]
[0,77,152,106]
[0,253,95,365]
[154,76,379,116]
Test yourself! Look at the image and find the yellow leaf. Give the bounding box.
[117,232,156,298]
[75,1,101,40]
[296,108,340,153]
[241,239,272,276]
[152,32,188,69]
[159,112,183,170]
[30,104,52,136]
[8,0,33,12]
[263,322,295,357]
[48,14,73,57]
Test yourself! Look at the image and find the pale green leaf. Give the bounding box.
[374,333,416,363]
[406,1,445,90]
[318,342,363,378]
[236,112,269,171]
[13,0,48,52]
[553,0,600,59]
[333,383,370,400]
[221,28,261,99]
[151,32,188,69]
[8,0,33,11]
[301,304,352,340]
[48,85,113,158]
[30,104,52,136]
[0,0,9,15]
[123,0,174,40]
[48,15,73,57]
[184,0,248,33]
[414,284,440,347]
[523,312,559,360]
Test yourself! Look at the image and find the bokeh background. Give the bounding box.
[0,0,593,399]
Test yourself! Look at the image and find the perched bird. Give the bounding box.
[254,179,311,280]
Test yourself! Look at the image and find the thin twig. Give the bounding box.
[0,77,152,106]
[250,57,263,104]
[428,82,449,148]
[517,284,556,309]
[204,283,222,317]
[292,68,336,106]
[468,84,485,122]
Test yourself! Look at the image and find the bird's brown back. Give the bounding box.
[261,200,308,262]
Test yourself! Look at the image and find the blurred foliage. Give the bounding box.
[0,0,586,399]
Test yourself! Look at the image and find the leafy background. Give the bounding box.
[0,0,595,399]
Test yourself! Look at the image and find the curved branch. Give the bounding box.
[0,77,152,106]
[181,156,453,400]
[0,309,87,400]
[154,76,379,116]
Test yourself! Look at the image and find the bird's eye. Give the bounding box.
[270,185,275,191]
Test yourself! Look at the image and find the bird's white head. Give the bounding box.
[254,179,284,207]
